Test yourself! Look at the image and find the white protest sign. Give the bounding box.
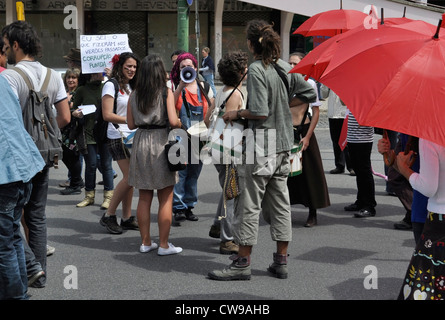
[80,34,132,74]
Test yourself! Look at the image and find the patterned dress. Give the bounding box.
[398,212,445,300]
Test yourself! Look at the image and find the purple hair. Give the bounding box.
[170,52,198,87]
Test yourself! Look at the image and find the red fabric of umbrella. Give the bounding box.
[290,17,425,81]
[293,9,368,37]
[318,21,445,147]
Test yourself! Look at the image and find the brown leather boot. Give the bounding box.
[219,241,239,255]
[267,253,288,279]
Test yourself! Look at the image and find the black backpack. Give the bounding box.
[93,78,119,143]
[12,66,63,168]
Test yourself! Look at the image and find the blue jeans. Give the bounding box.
[23,167,49,287]
[0,181,32,300]
[174,94,204,213]
[173,162,203,212]
[203,73,217,96]
[84,143,114,191]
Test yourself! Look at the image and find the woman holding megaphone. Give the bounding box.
[170,52,214,224]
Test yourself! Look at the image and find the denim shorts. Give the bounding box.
[107,138,130,161]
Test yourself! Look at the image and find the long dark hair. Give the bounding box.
[110,52,140,94]
[134,54,167,114]
[246,19,281,66]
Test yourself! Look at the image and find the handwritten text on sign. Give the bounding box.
[80,34,132,74]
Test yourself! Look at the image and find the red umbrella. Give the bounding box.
[290,17,427,81]
[293,8,368,37]
[318,20,445,147]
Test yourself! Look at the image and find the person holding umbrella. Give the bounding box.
[378,134,428,242]
[396,138,445,300]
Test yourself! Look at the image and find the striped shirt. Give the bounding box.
[347,111,374,143]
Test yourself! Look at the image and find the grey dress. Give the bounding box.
[128,90,178,190]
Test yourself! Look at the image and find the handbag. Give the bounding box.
[289,142,303,177]
[207,112,244,162]
[122,130,135,148]
[224,164,241,200]
[206,72,247,163]
[164,138,187,171]
[219,162,241,221]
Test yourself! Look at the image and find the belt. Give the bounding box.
[138,124,167,130]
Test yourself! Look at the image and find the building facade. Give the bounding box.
[1,0,304,72]
[3,0,440,73]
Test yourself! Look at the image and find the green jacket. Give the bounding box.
[73,80,104,146]
[246,58,316,154]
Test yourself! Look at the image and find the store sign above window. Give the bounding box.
[0,0,270,12]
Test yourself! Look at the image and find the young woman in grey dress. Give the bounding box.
[127,54,183,256]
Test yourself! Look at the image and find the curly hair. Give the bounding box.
[110,52,140,94]
[218,51,248,87]
[1,21,42,58]
[245,19,281,66]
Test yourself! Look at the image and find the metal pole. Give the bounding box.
[177,0,189,52]
[195,0,200,71]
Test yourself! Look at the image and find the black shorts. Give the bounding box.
[107,138,130,161]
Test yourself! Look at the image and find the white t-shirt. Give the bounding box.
[2,60,67,111]
[409,138,445,215]
[101,80,136,140]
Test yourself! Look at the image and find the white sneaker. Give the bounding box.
[46,245,55,256]
[139,242,158,253]
[157,243,183,256]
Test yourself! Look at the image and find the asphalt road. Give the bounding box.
[27,101,415,305]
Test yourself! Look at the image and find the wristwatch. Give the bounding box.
[237,109,243,119]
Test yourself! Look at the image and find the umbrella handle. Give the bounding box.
[382,129,395,167]
[383,131,417,168]
[404,135,417,168]
[384,150,396,167]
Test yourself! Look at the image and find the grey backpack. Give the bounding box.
[12,66,63,168]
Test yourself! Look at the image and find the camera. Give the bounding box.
[180,66,197,83]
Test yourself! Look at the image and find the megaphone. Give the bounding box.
[180,66,197,83]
